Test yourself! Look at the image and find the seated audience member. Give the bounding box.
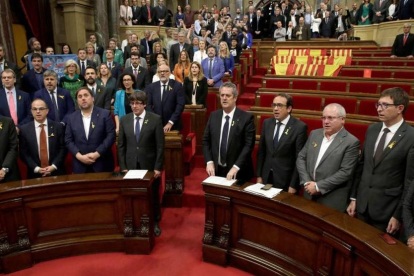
[229,38,242,64]
[77,48,96,76]
[61,44,73,55]
[96,63,118,101]
[293,17,311,40]
[22,53,45,99]
[386,0,398,21]
[173,50,191,84]
[218,42,234,77]
[19,99,67,179]
[0,116,20,183]
[0,44,22,89]
[357,0,373,25]
[103,38,124,66]
[0,69,32,131]
[152,59,175,82]
[34,70,75,125]
[149,41,167,67]
[85,42,101,67]
[183,61,208,106]
[45,46,54,55]
[84,66,111,110]
[274,21,287,41]
[104,48,123,81]
[117,91,165,236]
[311,12,322,38]
[120,0,133,26]
[145,64,185,132]
[114,73,141,133]
[201,45,224,87]
[124,44,148,69]
[59,60,86,105]
[391,23,414,59]
[65,86,116,173]
[124,53,151,90]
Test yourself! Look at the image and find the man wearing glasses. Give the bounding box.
[297,103,360,212]
[19,99,67,179]
[256,93,307,193]
[348,88,414,236]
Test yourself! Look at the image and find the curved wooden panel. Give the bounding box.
[202,182,414,276]
[0,172,155,273]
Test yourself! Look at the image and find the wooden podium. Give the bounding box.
[202,181,414,276]
[0,172,156,273]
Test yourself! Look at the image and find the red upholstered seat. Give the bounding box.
[346,123,369,146]
[324,97,358,114]
[181,112,196,175]
[207,93,217,118]
[17,157,27,180]
[259,94,275,107]
[405,103,414,121]
[358,100,378,116]
[381,61,405,66]
[349,82,378,94]
[394,71,414,79]
[298,117,321,135]
[292,95,322,111]
[340,70,362,77]
[320,81,347,92]
[292,80,318,90]
[381,83,411,95]
[265,79,290,89]
[355,61,378,66]
[257,115,273,134]
[371,71,392,78]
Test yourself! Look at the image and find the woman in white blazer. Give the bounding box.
[120,0,133,26]
[193,40,208,64]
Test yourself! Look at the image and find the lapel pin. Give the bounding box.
[144,119,149,124]
[18,95,22,100]
[58,95,64,99]
[0,123,2,130]
[91,122,95,129]
[231,121,235,127]
[388,141,396,149]
[169,86,173,91]
[284,127,290,135]
[49,133,55,137]
[312,142,317,148]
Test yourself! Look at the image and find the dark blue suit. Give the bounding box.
[19,119,67,179]
[140,38,153,55]
[0,89,32,127]
[201,57,225,87]
[65,107,116,174]
[22,69,46,99]
[34,88,75,124]
[109,62,123,81]
[145,79,185,130]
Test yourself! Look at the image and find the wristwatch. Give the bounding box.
[2,168,9,174]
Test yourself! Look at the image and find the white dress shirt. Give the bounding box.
[81,108,93,140]
[34,120,58,172]
[134,110,146,133]
[218,107,236,167]
[274,115,290,141]
[374,119,404,155]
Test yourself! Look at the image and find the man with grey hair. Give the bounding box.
[203,82,255,182]
[169,31,194,71]
[391,23,414,58]
[296,103,360,212]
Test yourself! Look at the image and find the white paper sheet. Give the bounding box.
[203,176,237,186]
[123,170,148,179]
[244,183,283,198]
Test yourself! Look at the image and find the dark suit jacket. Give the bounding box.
[93,85,111,110]
[347,9,359,25]
[292,25,312,40]
[251,16,265,38]
[372,0,391,22]
[169,43,194,72]
[320,17,335,37]
[202,108,256,181]
[108,62,123,81]
[257,116,307,191]
[123,66,151,90]
[286,14,300,28]
[154,5,169,24]
[0,89,32,127]
[391,33,414,57]
[140,38,154,55]
[123,45,146,63]
[351,121,414,223]
[333,14,350,32]
[183,77,208,107]
[96,44,104,60]
[19,119,67,179]
[3,60,22,89]
[397,0,414,19]
[297,128,360,212]
[145,79,185,130]
[65,107,116,173]
[22,69,46,99]
[34,88,75,124]
[270,14,286,34]
[118,112,164,171]
[403,178,414,238]
[141,5,155,24]
[77,59,96,76]
[0,116,20,182]
[131,5,142,25]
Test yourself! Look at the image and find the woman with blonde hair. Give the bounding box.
[193,39,207,64]
[173,50,191,84]
[218,41,234,77]
[96,63,117,101]
[183,61,208,107]
[85,42,101,67]
[59,60,85,104]
[149,41,166,67]
[152,59,176,82]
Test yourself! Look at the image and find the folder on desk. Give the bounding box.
[244,184,282,199]
[202,176,237,186]
[123,170,148,179]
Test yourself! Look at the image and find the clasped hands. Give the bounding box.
[76,152,100,165]
[304,181,320,195]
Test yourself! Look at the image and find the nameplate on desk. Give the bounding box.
[123,170,148,179]
[203,176,237,186]
[244,183,282,198]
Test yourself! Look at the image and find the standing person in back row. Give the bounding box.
[391,23,414,59]
[203,82,255,182]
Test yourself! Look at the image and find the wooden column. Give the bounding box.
[0,0,16,63]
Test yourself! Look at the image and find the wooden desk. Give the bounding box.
[202,182,414,276]
[0,172,155,273]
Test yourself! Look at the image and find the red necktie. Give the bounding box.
[404,34,408,46]
[40,124,49,168]
[8,91,18,126]
[147,6,151,20]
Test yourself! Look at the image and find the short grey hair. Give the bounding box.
[404,23,412,28]
[43,70,58,79]
[324,103,346,117]
[219,82,238,97]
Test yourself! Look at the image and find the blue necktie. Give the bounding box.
[220,115,230,165]
[273,121,281,151]
[49,91,60,122]
[135,117,141,143]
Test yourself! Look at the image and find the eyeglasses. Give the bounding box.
[271,103,287,108]
[31,107,48,111]
[375,102,400,110]
[321,116,342,121]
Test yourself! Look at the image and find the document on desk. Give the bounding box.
[123,170,148,179]
[244,183,282,198]
[203,176,237,186]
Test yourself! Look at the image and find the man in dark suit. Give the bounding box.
[397,0,414,19]
[22,53,45,99]
[320,11,335,38]
[77,48,96,77]
[141,0,155,25]
[0,116,20,183]
[391,23,414,58]
[251,9,265,39]
[140,31,154,56]
[154,0,169,26]
[372,0,391,23]
[123,53,151,90]
[203,82,255,182]
[257,94,307,192]
[0,69,32,131]
[145,64,185,132]
[131,0,141,25]
[0,44,22,89]
[124,34,146,62]
[270,8,286,35]
[65,87,116,174]
[201,46,225,88]
[89,34,104,60]
[19,99,67,179]
[169,32,194,72]
[297,103,360,212]
[348,88,414,235]
[346,4,359,25]
[84,67,111,110]
[292,17,312,40]
[118,92,164,236]
[333,9,350,37]
[105,49,123,81]
[34,70,75,125]
[287,9,300,29]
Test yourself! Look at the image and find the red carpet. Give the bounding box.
[6,162,251,276]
